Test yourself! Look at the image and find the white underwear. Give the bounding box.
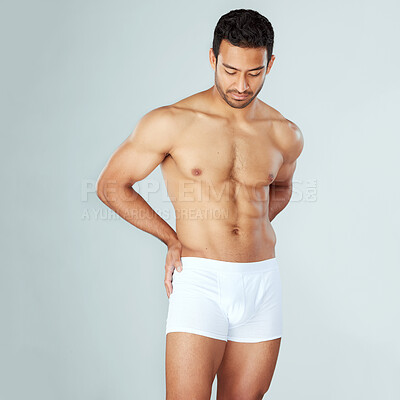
[165,256,283,343]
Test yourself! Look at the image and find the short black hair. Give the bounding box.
[212,9,274,67]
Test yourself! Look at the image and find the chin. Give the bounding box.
[225,96,254,109]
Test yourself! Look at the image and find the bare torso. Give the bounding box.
[160,89,289,262]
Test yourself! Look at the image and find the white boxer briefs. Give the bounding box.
[165,256,282,343]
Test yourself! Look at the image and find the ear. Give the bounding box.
[266,55,276,74]
[209,48,216,72]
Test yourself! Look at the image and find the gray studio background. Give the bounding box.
[1,0,399,399]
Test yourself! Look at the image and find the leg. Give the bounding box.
[216,337,281,400]
[166,332,227,400]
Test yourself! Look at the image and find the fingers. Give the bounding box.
[165,258,183,299]
[165,241,183,298]
[175,258,183,272]
[165,264,174,299]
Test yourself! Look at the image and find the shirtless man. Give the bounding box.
[96,9,303,400]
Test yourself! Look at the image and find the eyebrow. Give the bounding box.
[221,63,265,72]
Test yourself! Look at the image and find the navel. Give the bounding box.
[232,228,240,235]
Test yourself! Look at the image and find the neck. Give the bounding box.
[208,85,259,122]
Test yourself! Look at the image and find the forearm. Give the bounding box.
[268,184,293,222]
[97,184,178,247]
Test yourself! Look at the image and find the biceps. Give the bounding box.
[97,108,175,188]
[99,139,168,188]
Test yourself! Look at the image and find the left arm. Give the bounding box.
[268,121,304,221]
[269,161,296,221]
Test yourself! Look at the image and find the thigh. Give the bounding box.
[166,332,227,400]
[216,337,281,400]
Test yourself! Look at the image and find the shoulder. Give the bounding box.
[142,92,206,127]
[274,119,304,162]
[131,98,204,155]
[262,105,304,163]
[133,105,188,142]
[126,106,183,157]
[138,105,179,131]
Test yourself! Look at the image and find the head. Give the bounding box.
[209,9,275,109]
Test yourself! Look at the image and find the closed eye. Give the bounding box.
[225,70,261,77]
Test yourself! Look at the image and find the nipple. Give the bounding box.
[191,168,202,176]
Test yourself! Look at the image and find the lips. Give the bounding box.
[231,93,249,100]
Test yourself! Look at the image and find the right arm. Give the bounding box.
[96,107,183,297]
[96,106,178,247]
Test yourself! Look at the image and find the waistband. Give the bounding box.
[180,256,278,273]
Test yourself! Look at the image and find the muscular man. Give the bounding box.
[96,9,303,400]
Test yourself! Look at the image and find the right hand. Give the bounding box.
[165,240,183,299]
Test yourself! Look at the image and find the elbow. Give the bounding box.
[96,176,135,205]
[96,177,108,203]
[95,168,115,203]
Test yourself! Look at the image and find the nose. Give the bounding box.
[236,75,249,93]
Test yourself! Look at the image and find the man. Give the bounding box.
[96,8,303,400]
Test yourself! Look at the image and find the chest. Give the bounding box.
[167,120,283,187]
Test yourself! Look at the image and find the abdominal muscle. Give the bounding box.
[174,195,277,263]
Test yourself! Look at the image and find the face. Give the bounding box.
[209,39,275,109]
